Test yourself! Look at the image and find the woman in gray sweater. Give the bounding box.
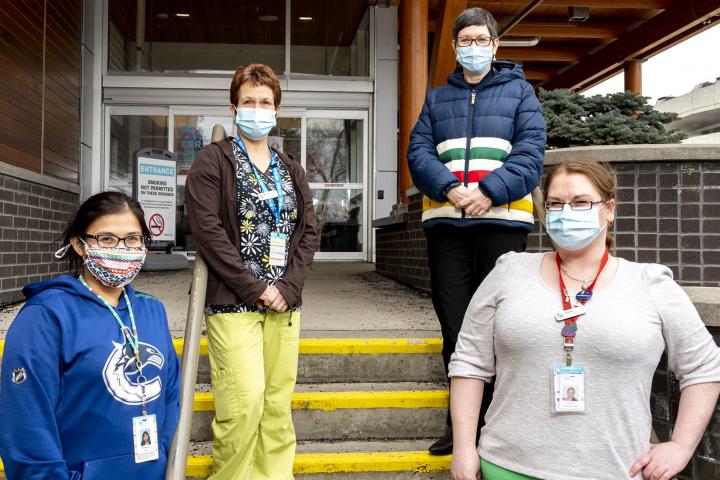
[449,158,720,480]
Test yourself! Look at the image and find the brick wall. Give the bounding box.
[377,160,720,292]
[652,326,720,478]
[375,193,431,292]
[0,173,79,305]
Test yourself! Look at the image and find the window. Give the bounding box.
[108,0,286,73]
[107,0,370,77]
[109,115,168,194]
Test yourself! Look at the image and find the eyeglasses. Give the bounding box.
[83,234,149,248]
[544,200,605,212]
[456,36,494,47]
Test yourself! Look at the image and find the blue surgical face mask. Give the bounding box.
[456,45,493,75]
[545,205,607,251]
[234,107,276,140]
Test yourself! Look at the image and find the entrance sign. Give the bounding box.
[134,148,177,243]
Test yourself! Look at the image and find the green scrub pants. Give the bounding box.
[481,459,540,480]
[206,310,301,480]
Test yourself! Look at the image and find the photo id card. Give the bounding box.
[552,366,586,413]
[269,232,288,267]
[132,414,159,463]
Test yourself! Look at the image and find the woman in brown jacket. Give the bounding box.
[186,63,317,480]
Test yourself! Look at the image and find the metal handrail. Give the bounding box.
[166,123,226,480]
[165,252,207,480]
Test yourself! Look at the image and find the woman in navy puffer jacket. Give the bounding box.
[407,7,546,460]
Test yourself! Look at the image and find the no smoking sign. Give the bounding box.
[148,213,165,237]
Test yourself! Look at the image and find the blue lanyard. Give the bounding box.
[235,136,285,226]
[79,275,152,415]
[79,275,140,354]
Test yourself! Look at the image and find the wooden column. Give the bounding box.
[398,0,428,203]
[624,59,643,94]
[430,0,466,89]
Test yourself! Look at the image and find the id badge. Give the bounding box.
[132,414,159,463]
[269,232,288,267]
[552,366,586,413]
[258,190,279,201]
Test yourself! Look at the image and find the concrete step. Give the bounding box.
[0,337,447,383]
[172,337,446,384]
[186,439,451,479]
[0,441,450,479]
[189,383,448,442]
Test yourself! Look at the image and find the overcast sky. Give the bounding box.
[582,23,720,105]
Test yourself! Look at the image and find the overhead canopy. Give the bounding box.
[404,0,720,91]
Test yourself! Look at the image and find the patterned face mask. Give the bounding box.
[80,239,147,288]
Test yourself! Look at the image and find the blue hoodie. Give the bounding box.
[0,275,180,480]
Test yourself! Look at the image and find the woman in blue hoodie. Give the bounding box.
[0,192,180,480]
[407,7,546,455]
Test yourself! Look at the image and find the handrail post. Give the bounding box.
[165,252,208,480]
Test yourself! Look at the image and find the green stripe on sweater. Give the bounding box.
[438,146,509,164]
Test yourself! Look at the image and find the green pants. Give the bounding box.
[481,459,539,480]
[206,310,301,480]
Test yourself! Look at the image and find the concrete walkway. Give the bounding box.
[0,263,440,339]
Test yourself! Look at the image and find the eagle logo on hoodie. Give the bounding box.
[102,336,165,405]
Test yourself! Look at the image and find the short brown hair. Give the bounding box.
[542,158,617,248]
[230,63,282,108]
[453,7,498,39]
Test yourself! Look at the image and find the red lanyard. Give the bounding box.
[556,249,609,366]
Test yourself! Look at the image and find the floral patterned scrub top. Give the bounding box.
[206,139,299,314]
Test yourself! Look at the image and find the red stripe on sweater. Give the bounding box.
[451,170,492,183]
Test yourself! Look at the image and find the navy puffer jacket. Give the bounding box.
[408,62,546,231]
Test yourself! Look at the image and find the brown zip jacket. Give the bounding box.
[185,137,318,307]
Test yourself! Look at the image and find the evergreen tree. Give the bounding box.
[539,89,685,148]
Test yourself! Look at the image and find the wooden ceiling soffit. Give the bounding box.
[472,0,673,8]
[521,65,559,81]
[505,22,628,39]
[542,0,720,90]
[429,0,467,88]
[496,46,584,62]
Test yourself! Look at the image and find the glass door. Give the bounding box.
[306,110,367,260]
[104,107,368,260]
[168,108,235,252]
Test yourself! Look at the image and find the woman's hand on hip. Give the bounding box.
[451,445,481,480]
[456,189,492,217]
[629,442,694,480]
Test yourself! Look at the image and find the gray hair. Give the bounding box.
[452,7,498,39]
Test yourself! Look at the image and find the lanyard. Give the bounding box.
[555,249,609,366]
[235,136,284,226]
[79,275,149,415]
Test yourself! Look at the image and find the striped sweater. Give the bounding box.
[408,63,546,231]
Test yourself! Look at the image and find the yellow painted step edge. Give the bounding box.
[194,389,449,412]
[0,338,443,358]
[1,451,451,477]
[173,338,443,356]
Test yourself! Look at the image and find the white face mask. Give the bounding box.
[545,205,607,251]
[456,45,493,75]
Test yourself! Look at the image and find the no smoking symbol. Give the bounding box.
[148,213,165,237]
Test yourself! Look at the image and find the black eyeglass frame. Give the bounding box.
[82,233,150,248]
[455,36,496,47]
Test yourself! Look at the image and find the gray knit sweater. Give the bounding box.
[449,252,720,480]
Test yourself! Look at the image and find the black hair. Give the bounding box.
[61,191,150,274]
[453,7,498,39]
